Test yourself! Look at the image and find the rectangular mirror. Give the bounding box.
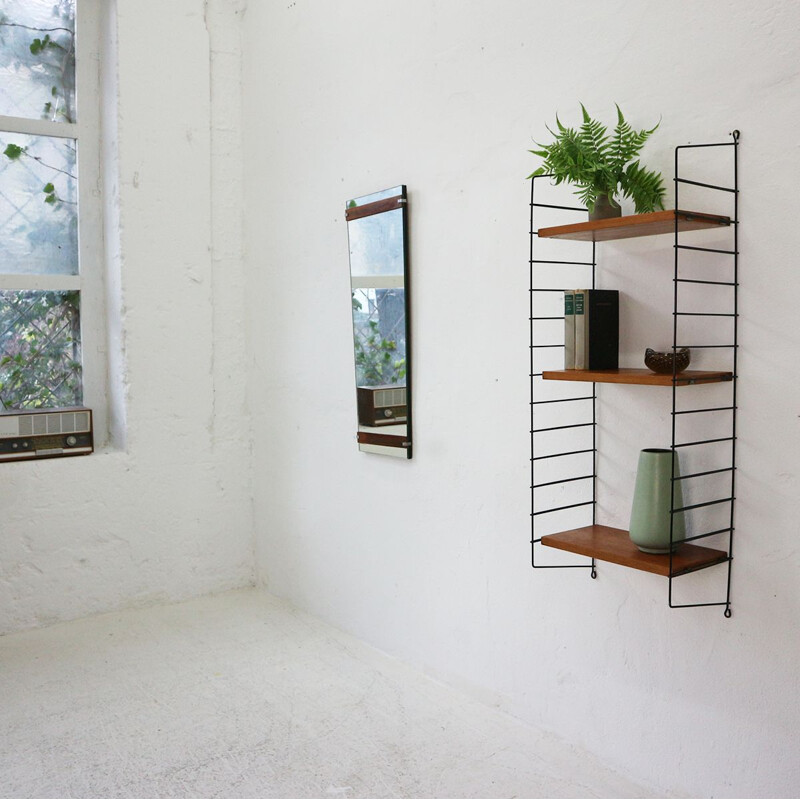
[346,185,412,458]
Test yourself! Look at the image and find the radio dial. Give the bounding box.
[66,435,78,447]
[383,409,394,418]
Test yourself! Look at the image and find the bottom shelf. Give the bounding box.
[541,525,728,577]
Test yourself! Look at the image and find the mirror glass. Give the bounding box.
[346,185,411,458]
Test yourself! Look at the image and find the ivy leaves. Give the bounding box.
[3,143,72,208]
[528,104,666,214]
[3,143,25,160]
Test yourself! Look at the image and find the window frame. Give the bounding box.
[0,0,106,435]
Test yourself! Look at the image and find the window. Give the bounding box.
[0,0,101,412]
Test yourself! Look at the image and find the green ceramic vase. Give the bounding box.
[629,448,685,554]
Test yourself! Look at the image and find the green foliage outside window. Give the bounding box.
[0,1,82,410]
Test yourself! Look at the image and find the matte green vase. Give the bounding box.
[629,448,685,554]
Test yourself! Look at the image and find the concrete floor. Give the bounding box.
[0,589,656,798]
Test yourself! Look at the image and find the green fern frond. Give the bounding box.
[619,160,666,213]
[578,103,611,163]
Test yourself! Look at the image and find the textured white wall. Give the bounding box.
[0,0,254,632]
[244,1,800,796]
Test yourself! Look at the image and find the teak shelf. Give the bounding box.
[542,368,733,386]
[541,525,729,577]
[537,209,731,242]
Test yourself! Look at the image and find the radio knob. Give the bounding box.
[66,435,78,447]
[383,409,394,418]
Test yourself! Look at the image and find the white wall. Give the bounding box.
[244,1,800,796]
[0,0,254,632]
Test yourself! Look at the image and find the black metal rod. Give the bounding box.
[675,278,738,286]
[531,202,586,212]
[531,344,566,349]
[671,559,732,579]
[531,259,595,266]
[672,406,735,415]
[531,316,566,321]
[674,312,737,317]
[675,140,737,150]
[672,497,733,513]
[532,500,594,517]
[530,288,568,293]
[533,422,595,433]
[531,395,594,405]
[675,244,738,255]
[675,344,736,349]
[682,527,733,544]
[673,436,734,448]
[530,562,594,570]
[533,474,595,489]
[674,177,737,193]
[532,448,595,462]
[669,600,731,610]
[674,467,734,481]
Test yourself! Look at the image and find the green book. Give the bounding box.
[564,291,576,369]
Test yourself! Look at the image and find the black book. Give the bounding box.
[585,289,619,370]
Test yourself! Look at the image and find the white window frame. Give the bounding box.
[0,0,107,439]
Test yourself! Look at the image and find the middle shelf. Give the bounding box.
[542,367,734,386]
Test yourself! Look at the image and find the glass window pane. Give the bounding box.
[0,0,76,122]
[0,289,82,410]
[347,209,405,279]
[352,287,407,387]
[0,131,78,275]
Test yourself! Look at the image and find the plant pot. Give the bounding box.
[629,448,686,554]
[588,193,622,221]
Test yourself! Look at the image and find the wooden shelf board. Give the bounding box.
[542,367,733,386]
[541,525,729,577]
[537,209,731,242]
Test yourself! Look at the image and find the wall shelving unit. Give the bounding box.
[529,131,739,615]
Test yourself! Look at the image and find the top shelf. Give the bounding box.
[537,209,731,242]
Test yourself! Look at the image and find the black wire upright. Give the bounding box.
[668,130,740,616]
[529,175,597,577]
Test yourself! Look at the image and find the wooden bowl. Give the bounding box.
[644,347,691,374]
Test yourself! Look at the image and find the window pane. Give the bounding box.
[0,289,82,410]
[352,287,407,387]
[0,0,76,123]
[0,131,78,275]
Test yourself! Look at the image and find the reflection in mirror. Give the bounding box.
[346,186,411,458]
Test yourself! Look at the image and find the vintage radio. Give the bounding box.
[0,407,93,462]
[357,385,407,427]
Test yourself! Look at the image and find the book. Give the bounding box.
[587,289,619,369]
[573,289,619,370]
[564,291,575,369]
[574,289,587,369]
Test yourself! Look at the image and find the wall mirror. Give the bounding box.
[345,185,411,458]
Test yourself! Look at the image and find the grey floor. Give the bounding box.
[0,588,656,798]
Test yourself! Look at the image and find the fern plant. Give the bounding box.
[528,104,666,215]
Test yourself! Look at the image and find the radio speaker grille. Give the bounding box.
[374,388,406,408]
